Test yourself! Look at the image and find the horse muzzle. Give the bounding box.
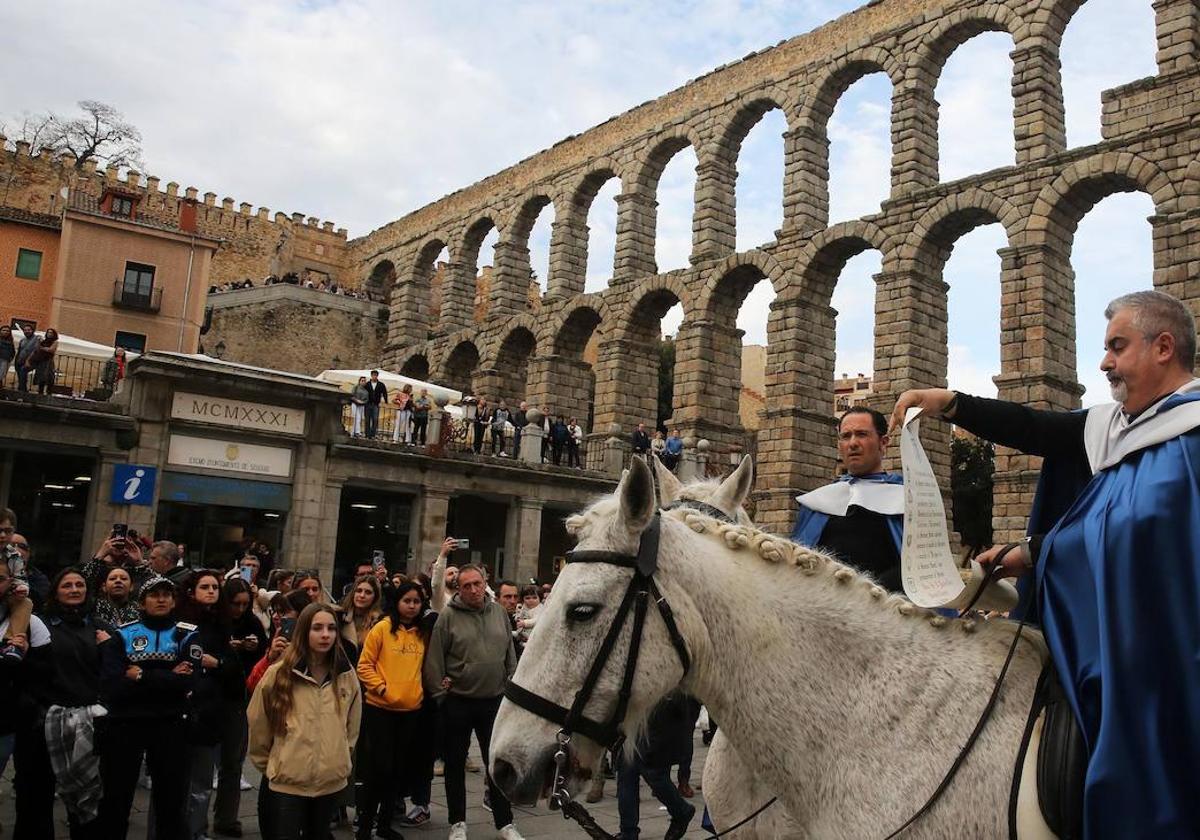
[491,742,559,806]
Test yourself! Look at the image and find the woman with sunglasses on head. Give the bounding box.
[354,581,437,838]
[248,602,362,839]
[177,569,240,840]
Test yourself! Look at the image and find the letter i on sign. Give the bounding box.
[123,469,145,502]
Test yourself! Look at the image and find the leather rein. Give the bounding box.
[502,500,711,839]
[504,498,1027,840]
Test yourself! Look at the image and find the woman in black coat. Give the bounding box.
[15,567,116,839]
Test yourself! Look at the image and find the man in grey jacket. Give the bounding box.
[424,564,522,840]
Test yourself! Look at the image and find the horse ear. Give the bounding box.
[652,456,683,503]
[710,455,754,515]
[619,456,657,533]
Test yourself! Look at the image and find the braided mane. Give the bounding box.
[661,507,975,633]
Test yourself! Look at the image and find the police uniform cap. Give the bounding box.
[138,575,176,600]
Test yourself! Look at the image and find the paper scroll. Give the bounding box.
[900,407,965,608]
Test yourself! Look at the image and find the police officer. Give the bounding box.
[99,575,198,839]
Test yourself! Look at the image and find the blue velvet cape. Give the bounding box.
[1037,393,1200,837]
[790,472,904,552]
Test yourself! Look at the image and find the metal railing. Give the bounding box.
[2,356,117,400]
[339,404,589,466]
[112,280,162,312]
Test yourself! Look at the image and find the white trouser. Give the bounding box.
[393,408,412,442]
[351,403,365,436]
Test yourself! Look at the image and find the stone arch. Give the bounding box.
[387,237,447,350]
[697,249,790,314]
[1027,152,1180,242]
[614,275,695,344]
[794,220,894,303]
[630,129,704,274]
[551,298,606,358]
[914,6,1027,82]
[801,45,905,128]
[793,45,905,222]
[441,340,480,395]
[900,189,1025,273]
[441,216,501,331]
[510,194,556,275]
[399,352,430,381]
[480,321,538,405]
[1029,0,1089,46]
[554,162,624,296]
[365,258,397,303]
[694,92,797,258]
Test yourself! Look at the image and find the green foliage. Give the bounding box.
[657,337,675,432]
[951,434,995,553]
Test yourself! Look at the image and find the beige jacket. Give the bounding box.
[247,660,362,797]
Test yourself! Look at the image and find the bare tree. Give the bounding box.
[3,101,143,170]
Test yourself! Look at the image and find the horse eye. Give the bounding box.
[567,603,601,622]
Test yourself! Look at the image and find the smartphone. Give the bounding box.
[455,538,470,551]
[279,617,296,641]
[371,549,386,573]
[239,565,254,583]
[111,523,128,540]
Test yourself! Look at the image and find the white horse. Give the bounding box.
[491,456,1055,838]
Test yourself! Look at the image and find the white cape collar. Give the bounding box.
[796,475,904,517]
[1084,378,1200,473]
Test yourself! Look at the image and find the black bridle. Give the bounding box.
[503,499,731,839]
[504,496,1024,840]
[504,510,693,750]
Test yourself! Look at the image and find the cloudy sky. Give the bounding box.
[1,0,1159,403]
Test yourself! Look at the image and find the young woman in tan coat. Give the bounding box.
[248,602,362,839]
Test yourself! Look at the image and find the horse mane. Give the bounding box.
[663,507,985,634]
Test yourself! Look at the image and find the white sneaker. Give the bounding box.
[239,776,253,791]
[497,825,524,840]
[449,822,468,840]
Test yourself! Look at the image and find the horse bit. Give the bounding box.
[504,493,1023,839]
[503,499,709,839]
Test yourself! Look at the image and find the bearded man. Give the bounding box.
[891,289,1200,838]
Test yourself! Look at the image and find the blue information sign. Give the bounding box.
[110,464,158,506]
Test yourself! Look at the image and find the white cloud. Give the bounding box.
[0,0,1166,404]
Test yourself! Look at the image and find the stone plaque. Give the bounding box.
[172,392,306,436]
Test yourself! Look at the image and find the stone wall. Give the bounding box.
[205,284,388,374]
[356,0,1200,537]
[0,142,352,290]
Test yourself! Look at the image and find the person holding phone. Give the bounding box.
[213,579,268,838]
[99,576,198,839]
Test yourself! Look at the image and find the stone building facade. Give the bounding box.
[0,141,352,291]
[349,0,1200,539]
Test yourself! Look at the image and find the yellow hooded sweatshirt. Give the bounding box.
[356,618,426,711]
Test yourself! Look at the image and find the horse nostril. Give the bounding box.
[492,757,519,797]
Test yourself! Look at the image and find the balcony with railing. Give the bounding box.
[112,280,162,312]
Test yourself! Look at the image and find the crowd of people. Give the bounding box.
[209,272,382,302]
[345,376,590,469]
[0,513,589,839]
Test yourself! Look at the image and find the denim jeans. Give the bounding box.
[616,751,692,840]
[365,404,380,438]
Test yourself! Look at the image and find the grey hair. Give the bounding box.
[151,540,180,563]
[1104,290,1196,372]
[457,563,489,583]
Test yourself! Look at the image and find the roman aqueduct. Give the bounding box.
[353,0,1200,538]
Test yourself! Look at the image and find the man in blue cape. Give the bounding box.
[792,406,905,592]
[892,290,1200,838]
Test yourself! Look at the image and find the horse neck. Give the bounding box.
[662,530,1002,772]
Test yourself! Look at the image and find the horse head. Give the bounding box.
[490,455,754,804]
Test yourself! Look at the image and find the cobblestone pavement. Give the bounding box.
[1,734,714,838]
